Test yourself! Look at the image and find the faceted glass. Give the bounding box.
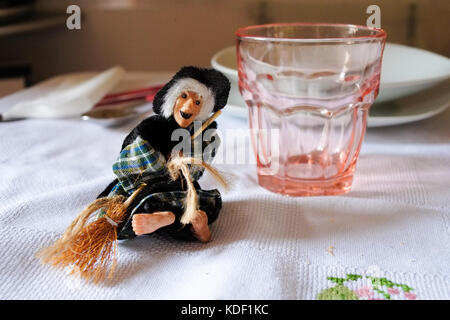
[236,23,386,196]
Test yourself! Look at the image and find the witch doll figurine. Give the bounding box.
[38,66,231,282]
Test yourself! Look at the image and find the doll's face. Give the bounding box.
[173,91,203,128]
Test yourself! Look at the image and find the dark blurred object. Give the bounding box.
[0,62,31,97]
[0,0,36,26]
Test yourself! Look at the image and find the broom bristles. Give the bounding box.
[37,186,145,283]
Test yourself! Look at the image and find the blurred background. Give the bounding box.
[0,0,449,95]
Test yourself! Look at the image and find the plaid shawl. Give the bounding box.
[112,136,167,194]
[110,132,220,196]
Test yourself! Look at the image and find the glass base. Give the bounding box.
[258,173,354,197]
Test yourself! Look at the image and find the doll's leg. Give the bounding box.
[190,210,211,242]
[132,211,176,235]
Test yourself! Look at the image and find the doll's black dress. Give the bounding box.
[97,115,222,241]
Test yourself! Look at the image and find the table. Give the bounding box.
[0,72,449,300]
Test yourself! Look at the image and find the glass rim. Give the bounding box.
[236,22,387,43]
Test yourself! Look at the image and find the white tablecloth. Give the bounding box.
[0,73,449,300]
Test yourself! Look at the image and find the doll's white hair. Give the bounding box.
[161,78,215,121]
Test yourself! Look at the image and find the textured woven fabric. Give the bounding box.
[0,74,449,300]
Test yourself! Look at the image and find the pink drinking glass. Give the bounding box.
[236,23,386,196]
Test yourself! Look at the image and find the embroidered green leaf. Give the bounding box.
[368,277,394,288]
[380,278,395,288]
[346,274,362,281]
[327,277,346,285]
[399,284,413,293]
[373,287,391,300]
[369,277,414,292]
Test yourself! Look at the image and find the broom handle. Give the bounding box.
[191,110,222,140]
[123,184,146,208]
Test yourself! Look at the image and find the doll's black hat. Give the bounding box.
[153,66,231,121]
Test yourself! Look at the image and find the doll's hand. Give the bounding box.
[190,210,211,242]
[132,211,175,235]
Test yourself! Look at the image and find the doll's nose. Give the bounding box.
[181,98,195,112]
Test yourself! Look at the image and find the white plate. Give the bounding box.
[224,80,450,128]
[211,43,450,105]
[379,43,450,102]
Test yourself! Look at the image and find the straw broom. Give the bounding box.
[37,186,145,283]
[37,111,226,283]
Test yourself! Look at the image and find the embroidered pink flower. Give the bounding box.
[404,292,417,300]
[387,288,400,295]
[354,286,374,298]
